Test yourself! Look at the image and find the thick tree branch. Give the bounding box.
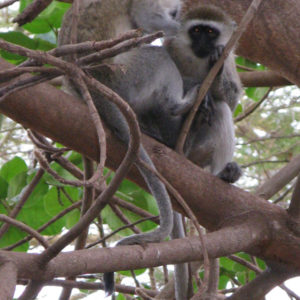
[1,220,270,280]
[0,58,300,271]
[239,71,292,87]
[0,256,17,300]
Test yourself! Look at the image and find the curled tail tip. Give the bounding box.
[104,272,115,297]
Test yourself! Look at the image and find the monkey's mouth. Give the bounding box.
[191,44,213,59]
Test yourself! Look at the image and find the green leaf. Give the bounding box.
[116,294,126,300]
[43,161,79,187]
[220,257,235,270]
[0,31,34,62]
[118,268,146,277]
[7,171,27,201]
[219,275,230,290]
[43,186,79,216]
[65,209,80,229]
[0,31,55,63]
[233,103,243,117]
[20,0,70,34]
[0,176,8,199]
[0,226,28,252]
[256,258,266,270]
[236,57,266,71]
[0,157,27,182]
[245,87,269,102]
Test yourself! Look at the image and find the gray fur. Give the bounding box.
[171,212,189,300]
[165,6,243,300]
[58,1,196,297]
[165,5,243,176]
[59,0,181,62]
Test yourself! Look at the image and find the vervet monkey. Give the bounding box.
[59,0,200,296]
[59,0,181,55]
[166,4,243,182]
[163,5,243,299]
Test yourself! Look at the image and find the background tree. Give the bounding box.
[0,0,299,299]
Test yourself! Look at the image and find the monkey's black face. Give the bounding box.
[188,24,220,58]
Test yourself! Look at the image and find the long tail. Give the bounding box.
[104,145,173,296]
[172,211,189,300]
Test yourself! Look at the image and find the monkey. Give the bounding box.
[59,2,242,298]
[58,0,201,297]
[59,0,181,58]
[161,5,243,299]
[165,4,243,183]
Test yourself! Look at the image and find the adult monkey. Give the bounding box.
[164,4,243,298]
[59,1,242,297]
[59,0,200,297]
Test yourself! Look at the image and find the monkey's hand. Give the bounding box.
[209,45,225,75]
[217,162,242,183]
[198,94,215,126]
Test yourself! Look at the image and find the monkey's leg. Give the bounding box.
[170,84,200,116]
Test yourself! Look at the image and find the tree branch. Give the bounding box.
[255,154,300,200]
[0,58,300,271]
[2,220,270,280]
[227,268,295,300]
[287,174,300,219]
[13,0,53,26]
[239,71,292,87]
[0,256,17,300]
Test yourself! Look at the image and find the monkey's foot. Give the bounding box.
[217,162,242,183]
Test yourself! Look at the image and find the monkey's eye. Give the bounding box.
[206,27,218,38]
[191,26,201,33]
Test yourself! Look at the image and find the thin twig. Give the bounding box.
[0,168,45,239]
[50,30,142,58]
[234,88,272,123]
[4,200,82,251]
[77,31,163,66]
[0,0,18,9]
[0,214,49,248]
[18,278,159,297]
[13,0,53,26]
[86,216,158,249]
[109,203,141,234]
